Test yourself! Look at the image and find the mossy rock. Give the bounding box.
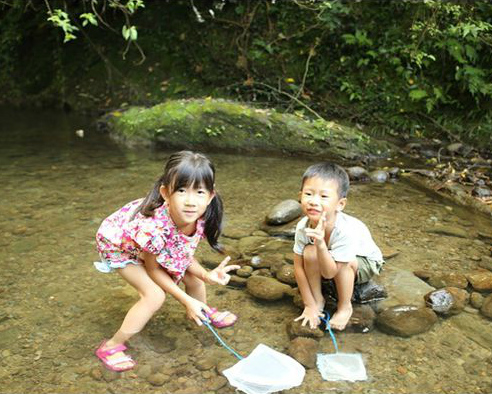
[105,99,392,160]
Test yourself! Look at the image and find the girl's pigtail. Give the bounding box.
[132,179,164,219]
[204,192,224,253]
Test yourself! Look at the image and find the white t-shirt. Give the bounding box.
[293,212,383,262]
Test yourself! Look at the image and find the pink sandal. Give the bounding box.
[95,340,136,372]
[206,308,237,328]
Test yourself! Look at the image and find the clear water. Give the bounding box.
[0,108,491,393]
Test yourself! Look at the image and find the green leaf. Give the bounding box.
[408,89,428,100]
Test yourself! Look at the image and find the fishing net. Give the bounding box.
[202,321,305,394]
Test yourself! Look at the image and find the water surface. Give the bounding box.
[0,108,491,394]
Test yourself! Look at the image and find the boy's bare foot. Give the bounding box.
[329,305,353,331]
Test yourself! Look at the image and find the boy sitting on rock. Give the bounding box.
[293,162,385,330]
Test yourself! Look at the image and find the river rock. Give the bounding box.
[228,275,247,287]
[222,228,251,239]
[195,355,218,371]
[238,236,269,255]
[136,364,152,379]
[276,264,297,285]
[346,166,369,181]
[287,319,324,339]
[472,186,491,198]
[426,272,469,289]
[425,225,468,238]
[265,199,302,225]
[479,255,492,272]
[196,242,241,269]
[424,287,469,315]
[470,292,484,309]
[206,376,228,391]
[374,269,435,312]
[236,265,253,278]
[292,288,304,308]
[481,294,492,319]
[249,253,284,269]
[288,337,319,369]
[376,305,438,337]
[246,276,293,301]
[251,268,273,277]
[369,170,389,183]
[260,221,297,238]
[465,271,492,292]
[345,304,376,333]
[147,373,168,386]
[388,167,400,178]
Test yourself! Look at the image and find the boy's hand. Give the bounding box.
[206,256,240,285]
[305,212,328,246]
[294,306,324,329]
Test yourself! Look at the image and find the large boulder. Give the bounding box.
[376,305,438,337]
[105,99,392,160]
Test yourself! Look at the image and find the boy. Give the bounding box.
[293,162,384,330]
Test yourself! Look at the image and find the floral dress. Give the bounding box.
[94,199,205,282]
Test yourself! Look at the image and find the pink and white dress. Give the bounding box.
[94,199,205,282]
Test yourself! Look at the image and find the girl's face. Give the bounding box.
[160,184,214,231]
[299,176,346,227]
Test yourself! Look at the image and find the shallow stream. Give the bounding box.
[1,108,491,394]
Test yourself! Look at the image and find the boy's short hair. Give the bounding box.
[301,162,350,198]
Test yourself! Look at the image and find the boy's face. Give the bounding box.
[299,176,346,226]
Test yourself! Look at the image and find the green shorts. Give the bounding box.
[355,256,385,284]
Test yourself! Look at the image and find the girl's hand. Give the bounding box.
[294,306,323,329]
[207,256,240,285]
[185,298,211,326]
[304,212,328,246]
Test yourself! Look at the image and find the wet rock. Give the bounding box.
[246,276,293,301]
[228,275,247,287]
[238,236,270,255]
[465,271,492,292]
[90,368,103,381]
[369,170,389,183]
[426,272,468,289]
[347,166,369,181]
[195,355,218,371]
[136,364,152,379]
[265,199,302,225]
[481,294,492,319]
[425,225,468,238]
[376,305,438,337]
[478,256,492,272]
[276,264,297,285]
[288,337,319,369]
[345,304,376,333]
[424,287,469,316]
[470,292,484,309]
[284,252,295,264]
[260,221,297,238]
[236,266,253,278]
[101,367,120,382]
[222,228,251,239]
[287,319,325,339]
[249,253,284,269]
[145,334,177,354]
[206,376,228,391]
[450,312,492,350]
[147,372,169,386]
[388,167,400,178]
[251,230,269,237]
[472,186,491,198]
[251,268,273,277]
[353,280,388,303]
[292,288,304,308]
[197,242,241,269]
[478,231,492,242]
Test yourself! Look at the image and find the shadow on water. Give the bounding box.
[0,108,491,393]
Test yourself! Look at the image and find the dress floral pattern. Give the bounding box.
[95,199,205,282]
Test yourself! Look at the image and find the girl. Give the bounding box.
[93,151,240,372]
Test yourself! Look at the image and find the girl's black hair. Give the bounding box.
[134,151,223,252]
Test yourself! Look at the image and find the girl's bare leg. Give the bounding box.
[101,264,166,368]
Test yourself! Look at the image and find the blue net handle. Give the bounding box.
[320,312,339,353]
[202,320,243,360]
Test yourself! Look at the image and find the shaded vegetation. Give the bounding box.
[1,0,492,150]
